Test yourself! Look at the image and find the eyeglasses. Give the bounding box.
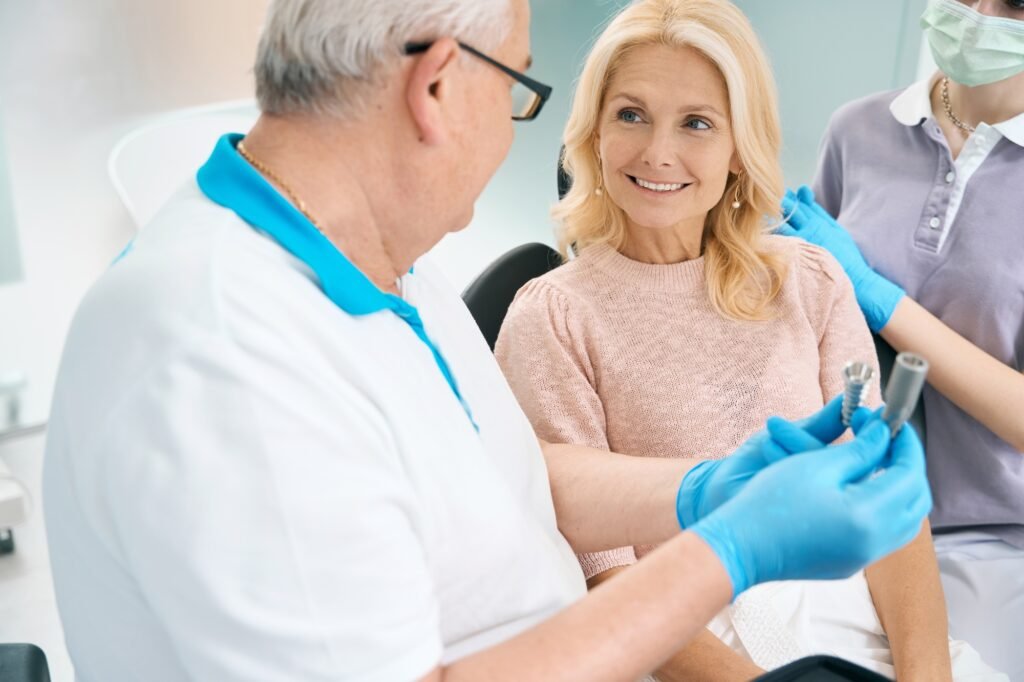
[403,41,552,121]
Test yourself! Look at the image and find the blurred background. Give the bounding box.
[0,1,931,677]
[0,0,932,432]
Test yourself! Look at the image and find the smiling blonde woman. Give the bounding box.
[495,0,1004,679]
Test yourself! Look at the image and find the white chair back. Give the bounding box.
[108,99,260,229]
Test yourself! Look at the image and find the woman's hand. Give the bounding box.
[779,186,905,333]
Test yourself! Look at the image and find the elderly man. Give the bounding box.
[43,0,930,680]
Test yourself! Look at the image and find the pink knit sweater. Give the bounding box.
[495,236,881,579]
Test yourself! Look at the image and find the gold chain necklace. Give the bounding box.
[236,140,325,233]
[236,139,405,296]
[940,77,977,135]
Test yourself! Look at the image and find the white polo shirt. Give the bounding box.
[43,134,586,682]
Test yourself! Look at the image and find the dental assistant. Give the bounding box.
[780,0,1024,677]
[42,1,931,680]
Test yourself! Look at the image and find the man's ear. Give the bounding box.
[406,38,461,146]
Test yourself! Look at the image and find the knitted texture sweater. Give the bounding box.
[495,235,881,579]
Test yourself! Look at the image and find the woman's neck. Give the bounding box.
[620,218,705,265]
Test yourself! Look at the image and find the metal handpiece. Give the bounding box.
[842,361,874,427]
[882,353,929,436]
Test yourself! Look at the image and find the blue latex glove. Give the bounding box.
[676,396,868,528]
[766,404,883,454]
[691,415,932,597]
[779,186,905,332]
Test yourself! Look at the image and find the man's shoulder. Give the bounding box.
[89,184,327,337]
[59,185,359,422]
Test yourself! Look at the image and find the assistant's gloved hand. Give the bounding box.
[676,396,864,529]
[779,186,905,332]
[690,415,931,598]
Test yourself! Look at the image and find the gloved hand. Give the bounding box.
[690,415,931,597]
[676,396,866,528]
[779,186,905,332]
[766,404,881,455]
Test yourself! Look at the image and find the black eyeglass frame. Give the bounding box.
[404,41,552,121]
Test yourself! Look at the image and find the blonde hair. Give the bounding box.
[554,0,787,320]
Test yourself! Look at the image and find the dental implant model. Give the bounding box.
[841,361,875,428]
[882,353,929,436]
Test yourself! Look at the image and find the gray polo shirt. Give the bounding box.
[812,74,1024,549]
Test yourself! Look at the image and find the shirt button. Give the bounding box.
[945,171,955,183]
[929,217,942,229]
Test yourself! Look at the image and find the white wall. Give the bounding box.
[734,0,928,186]
[0,114,22,287]
[0,0,269,427]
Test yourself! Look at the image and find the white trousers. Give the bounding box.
[704,571,1005,680]
[935,531,1024,682]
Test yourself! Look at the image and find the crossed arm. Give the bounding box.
[420,442,734,682]
[422,432,947,682]
[420,531,732,681]
[553,445,953,682]
[542,442,768,681]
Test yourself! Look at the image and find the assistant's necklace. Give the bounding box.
[941,77,977,135]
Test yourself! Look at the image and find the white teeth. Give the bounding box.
[635,177,684,192]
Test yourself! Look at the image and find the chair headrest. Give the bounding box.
[557,145,572,200]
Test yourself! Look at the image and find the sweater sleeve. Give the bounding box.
[494,278,637,579]
[797,243,883,419]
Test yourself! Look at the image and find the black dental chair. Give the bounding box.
[460,150,569,349]
[462,241,561,350]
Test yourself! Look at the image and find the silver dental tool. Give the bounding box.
[882,352,929,436]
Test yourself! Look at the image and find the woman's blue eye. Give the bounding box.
[685,118,711,131]
[618,109,642,124]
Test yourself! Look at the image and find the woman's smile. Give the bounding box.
[627,174,692,195]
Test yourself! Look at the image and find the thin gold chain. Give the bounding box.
[236,139,405,296]
[941,77,977,135]
[236,139,326,233]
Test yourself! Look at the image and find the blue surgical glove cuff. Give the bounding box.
[781,187,905,333]
[676,461,716,529]
[690,515,749,599]
[858,274,905,333]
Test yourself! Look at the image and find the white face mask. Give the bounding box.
[921,0,1024,86]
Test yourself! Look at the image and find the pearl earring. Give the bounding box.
[595,187,603,196]
[731,174,743,209]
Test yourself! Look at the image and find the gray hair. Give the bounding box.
[255,0,513,119]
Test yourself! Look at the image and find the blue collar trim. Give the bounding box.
[197,133,477,431]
